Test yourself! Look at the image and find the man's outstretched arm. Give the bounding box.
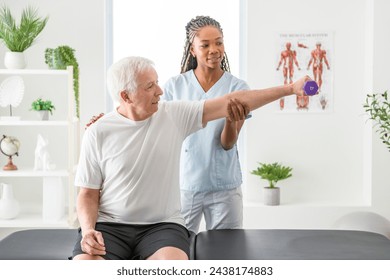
[202,75,310,125]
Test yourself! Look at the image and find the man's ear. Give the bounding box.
[120,90,131,103]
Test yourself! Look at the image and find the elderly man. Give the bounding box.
[72,56,309,260]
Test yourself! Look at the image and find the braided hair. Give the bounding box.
[180,15,231,74]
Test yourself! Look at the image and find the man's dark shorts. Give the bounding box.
[72,222,190,260]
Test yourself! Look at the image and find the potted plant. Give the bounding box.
[30,98,55,120]
[364,91,390,152]
[251,162,293,205]
[0,5,49,69]
[44,45,80,118]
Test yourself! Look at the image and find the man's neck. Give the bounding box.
[117,105,152,121]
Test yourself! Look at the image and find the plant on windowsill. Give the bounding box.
[363,91,390,152]
[0,5,49,69]
[44,45,80,118]
[30,98,55,121]
[251,162,293,206]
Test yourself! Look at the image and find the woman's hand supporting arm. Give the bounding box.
[220,99,249,150]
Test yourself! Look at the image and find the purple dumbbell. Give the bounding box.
[303,80,319,96]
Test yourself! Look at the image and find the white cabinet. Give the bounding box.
[0,67,79,228]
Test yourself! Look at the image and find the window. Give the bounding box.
[109,0,241,96]
[107,0,247,201]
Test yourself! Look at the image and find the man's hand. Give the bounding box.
[227,98,250,122]
[292,75,312,97]
[80,228,106,256]
[85,113,104,129]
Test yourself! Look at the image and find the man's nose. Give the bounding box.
[156,84,163,96]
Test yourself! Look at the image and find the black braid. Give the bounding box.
[180,15,231,73]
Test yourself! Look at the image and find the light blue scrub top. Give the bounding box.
[163,70,250,193]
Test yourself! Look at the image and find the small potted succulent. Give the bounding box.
[251,162,293,205]
[30,98,55,120]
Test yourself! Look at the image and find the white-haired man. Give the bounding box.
[72,56,310,260]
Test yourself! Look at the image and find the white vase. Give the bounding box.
[4,51,27,69]
[0,183,20,219]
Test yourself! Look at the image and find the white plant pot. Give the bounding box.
[38,110,49,121]
[4,51,27,69]
[263,187,280,206]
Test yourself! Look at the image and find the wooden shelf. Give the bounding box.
[0,213,69,228]
[0,118,79,126]
[0,69,68,75]
[0,67,79,229]
[0,169,69,177]
[0,120,68,126]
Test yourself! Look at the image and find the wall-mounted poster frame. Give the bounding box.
[275,31,334,113]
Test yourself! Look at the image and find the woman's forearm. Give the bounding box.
[220,119,244,150]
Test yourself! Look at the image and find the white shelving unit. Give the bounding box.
[0,67,79,229]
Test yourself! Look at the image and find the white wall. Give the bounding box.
[1,0,390,237]
[0,0,106,128]
[242,0,390,230]
[371,0,390,219]
[0,0,106,239]
[0,0,106,170]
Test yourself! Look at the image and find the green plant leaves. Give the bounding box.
[364,91,390,152]
[30,98,55,115]
[0,5,48,52]
[44,45,79,118]
[250,162,292,188]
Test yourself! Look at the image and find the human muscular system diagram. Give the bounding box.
[307,42,330,91]
[276,40,331,111]
[276,42,301,85]
[276,42,301,110]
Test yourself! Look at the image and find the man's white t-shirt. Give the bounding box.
[75,100,204,226]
